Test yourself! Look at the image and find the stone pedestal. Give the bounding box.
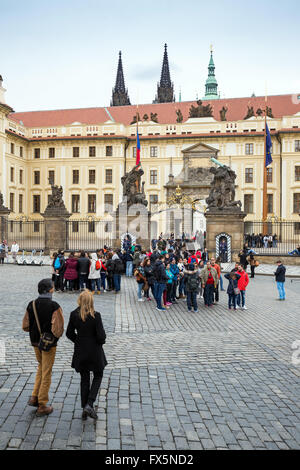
[42,208,71,255]
[0,208,10,242]
[205,210,246,261]
[113,205,151,250]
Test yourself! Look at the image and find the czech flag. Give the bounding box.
[136,128,141,167]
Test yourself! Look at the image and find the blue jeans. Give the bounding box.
[228,294,237,309]
[237,290,246,307]
[100,272,106,290]
[79,274,89,289]
[179,278,185,295]
[126,261,133,277]
[220,275,224,290]
[90,278,100,292]
[277,282,285,299]
[155,282,166,309]
[114,274,121,292]
[137,282,143,299]
[187,291,198,311]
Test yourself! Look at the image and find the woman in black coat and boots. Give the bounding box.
[66,290,107,420]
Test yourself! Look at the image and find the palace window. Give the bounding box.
[33,195,40,213]
[10,193,14,212]
[105,169,112,184]
[34,171,40,185]
[150,194,158,205]
[295,166,300,182]
[88,194,96,213]
[10,167,14,183]
[150,146,158,157]
[34,148,40,159]
[150,170,158,185]
[19,194,23,213]
[72,195,80,213]
[72,170,79,184]
[244,194,254,213]
[48,170,55,185]
[295,140,300,152]
[19,169,23,184]
[10,143,14,154]
[293,193,300,213]
[267,194,273,214]
[245,168,253,184]
[267,167,273,183]
[20,146,23,158]
[89,146,96,157]
[245,143,254,155]
[73,147,80,158]
[104,194,113,213]
[106,146,113,157]
[49,147,55,158]
[89,169,96,184]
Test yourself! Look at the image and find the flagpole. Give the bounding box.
[262,90,268,231]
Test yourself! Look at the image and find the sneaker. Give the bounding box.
[83,404,98,420]
[242,306,248,310]
[103,289,106,293]
[156,307,166,311]
[138,298,144,302]
[194,310,199,313]
[166,302,172,306]
[97,291,101,295]
[187,309,192,312]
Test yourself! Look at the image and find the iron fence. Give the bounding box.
[244,221,300,256]
[66,220,113,251]
[6,219,45,251]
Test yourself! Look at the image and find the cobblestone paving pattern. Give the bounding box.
[0,265,299,450]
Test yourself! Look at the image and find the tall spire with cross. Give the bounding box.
[153,44,175,103]
[203,45,219,100]
[111,51,131,106]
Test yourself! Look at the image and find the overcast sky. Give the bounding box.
[1,0,300,112]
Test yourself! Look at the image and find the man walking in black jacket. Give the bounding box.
[77,251,90,290]
[274,260,286,300]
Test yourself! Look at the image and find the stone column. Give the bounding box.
[42,210,71,255]
[205,210,246,261]
[0,192,11,241]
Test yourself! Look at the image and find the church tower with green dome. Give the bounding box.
[203,46,219,100]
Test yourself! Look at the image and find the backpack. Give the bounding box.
[187,274,199,291]
[54,257,61,270]
[95,260,101,270]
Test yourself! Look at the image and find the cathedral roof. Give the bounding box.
[8,94,300,127]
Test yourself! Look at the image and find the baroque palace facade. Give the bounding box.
[1,47,300,237]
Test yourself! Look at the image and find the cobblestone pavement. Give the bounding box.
[0,265,299,450]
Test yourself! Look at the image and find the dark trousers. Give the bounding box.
[55,273,64,291]
[145,284,155,299]
[204,284,215,306]
[228,294,237,309]
[250,266,255,278]
[166,283,172,303]
[155,282,166,309]
[65,279,75,291]
[107,275,114,290]
[80,370,103,408]
[179,278,185,295]
[100,272,106,290]
[113,274,121,292]
[79,274,89,289]
[187,291,198,311]
[214,283,219,302]
[171,280,178,300]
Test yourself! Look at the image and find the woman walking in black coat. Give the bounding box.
[66,290,107,420]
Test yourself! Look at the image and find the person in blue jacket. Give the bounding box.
[224,272,241,311]
[170,258,179,303]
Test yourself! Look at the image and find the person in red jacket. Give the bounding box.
[64,252,78,292]
[236,264,249,310]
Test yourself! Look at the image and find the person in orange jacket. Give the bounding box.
[236,264,249,310]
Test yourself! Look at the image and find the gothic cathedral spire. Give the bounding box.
[111,51,131,107]
[203,46,219,100]
[153,44,175,103]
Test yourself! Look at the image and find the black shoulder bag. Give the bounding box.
[32,301,56,351]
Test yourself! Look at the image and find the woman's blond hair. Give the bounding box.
[77,289,95,322]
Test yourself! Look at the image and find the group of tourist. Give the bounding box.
[244,233,278,249]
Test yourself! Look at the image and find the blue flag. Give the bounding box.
[266,123,273,167]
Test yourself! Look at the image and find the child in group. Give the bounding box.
[224,272,241,311]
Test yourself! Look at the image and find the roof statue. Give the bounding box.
[189,100,213,118]
[219,106,228,121]
[111,51,131,106]
[244,105,255,120]
[153,44,175,103]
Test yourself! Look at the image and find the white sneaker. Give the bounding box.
[242,306,248,310]
[138,298,144,302]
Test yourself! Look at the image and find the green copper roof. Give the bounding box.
[203,50,219,100]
